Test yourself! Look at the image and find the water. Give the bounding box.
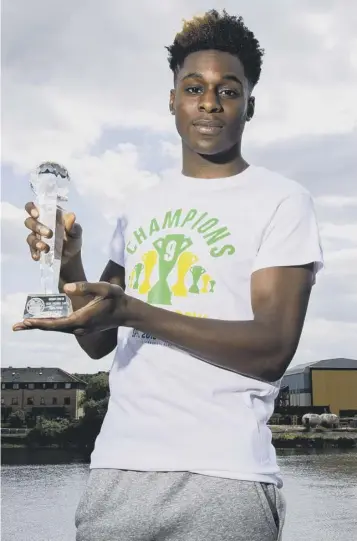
[1,448,356,540]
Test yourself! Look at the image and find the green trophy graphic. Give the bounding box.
[147,234,193,305]
[189,265,206,294]
[133,263,144,290]
[209,279,216,293]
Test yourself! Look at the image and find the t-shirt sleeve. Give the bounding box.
[252,193,324,277]
[109,217,125,267]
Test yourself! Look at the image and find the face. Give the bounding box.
[170,50,255,157]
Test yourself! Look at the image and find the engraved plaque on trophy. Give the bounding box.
[23,162,72,319]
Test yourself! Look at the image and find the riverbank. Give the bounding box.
[2,427,357,450]
[271,426,357,448]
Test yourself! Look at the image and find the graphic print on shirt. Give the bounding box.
[125,208,234,312]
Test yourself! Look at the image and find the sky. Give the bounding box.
[1,0,356,374]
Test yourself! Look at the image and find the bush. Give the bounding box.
[73,397,108,453]
[26,418,70,447]
[23,372,110,452]
[82,373,109,404]
[25,415,37,429]
[8,410,26,428]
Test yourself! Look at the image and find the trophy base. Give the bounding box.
[23,294,72,319]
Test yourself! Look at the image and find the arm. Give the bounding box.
[18,193,322,376]
[60,254,125,359]
[128,264,314,382]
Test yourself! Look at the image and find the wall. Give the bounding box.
[289,392,311,407]
[311,369,357,414]
[282,371,311,393]
[1,388,85,419]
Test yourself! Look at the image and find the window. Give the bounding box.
[52,397,58,405]
[65,383,71,389]
[1,398,5,405]
[40,398,45,405]
[64,397,71,406]
[13,383,19,390]
[1,383,5,390]
[12,397,18,405]
[27,397,34,405]
[28,383,35,390]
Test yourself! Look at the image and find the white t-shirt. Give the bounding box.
[90,165,323,487]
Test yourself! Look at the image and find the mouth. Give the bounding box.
[192,121,224,136]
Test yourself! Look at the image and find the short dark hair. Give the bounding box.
[166,9,264,88]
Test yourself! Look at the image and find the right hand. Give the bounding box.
[24,201,82,267]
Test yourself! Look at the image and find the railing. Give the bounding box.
[1,428,30,434]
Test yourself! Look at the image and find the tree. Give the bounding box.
[61,398,109,455]
[84,397,108,417]
[82,373,110,403]
[23,373,111,452]
[26,418,70,447]
[73,371,109,385]
[8,409,26,428]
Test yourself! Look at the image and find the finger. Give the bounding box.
[13,322,29,331]
[26,233,49,255]
[14,316,78,333]
[25,202,39,219]
[64,281,120,297]
[24,217,53,239]
[26,233,39,260]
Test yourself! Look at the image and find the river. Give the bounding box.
[1,448,356,540]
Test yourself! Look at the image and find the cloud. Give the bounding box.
[1,202,25,222]
[320,223,357,253]
[296,318,357,365]
[324,248,357,276]
[69,144,161,223]
[248,129,357,197]
[2,0,357,173]
[1,202,28,262]
[316,196,357,208]
[1,0,356,370]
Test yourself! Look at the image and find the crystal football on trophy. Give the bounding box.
[23,162,73,319]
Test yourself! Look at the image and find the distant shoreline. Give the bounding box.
[271,426,357,448]
[2,428,357,450]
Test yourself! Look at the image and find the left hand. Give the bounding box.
[13,282,128,335]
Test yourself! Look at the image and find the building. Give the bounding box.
[281,358,357,415]
[1,367,87,422]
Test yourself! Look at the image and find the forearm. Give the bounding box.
[60,254,117,359]
[128,302,287,381]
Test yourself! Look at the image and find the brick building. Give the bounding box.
[1,367,87,422]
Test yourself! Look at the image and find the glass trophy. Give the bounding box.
[23,162,73,319]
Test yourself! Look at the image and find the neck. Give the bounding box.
[182,143,249,179]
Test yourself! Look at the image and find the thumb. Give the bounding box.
[64,213,82,240]
[64,281,123,297]
[64,212,76,234]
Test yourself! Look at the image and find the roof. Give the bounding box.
[285,358,357,376]
[1,367,87,385]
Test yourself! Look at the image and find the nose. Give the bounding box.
[198,89,223,113]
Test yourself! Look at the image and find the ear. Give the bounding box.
[169,89,176,116]
[246,96,255,122]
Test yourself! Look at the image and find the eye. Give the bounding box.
[185,86,203,94]
[219,89,239,97]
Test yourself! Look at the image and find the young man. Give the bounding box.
[15,10,323,541]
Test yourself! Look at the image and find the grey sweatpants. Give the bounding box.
[75,469,286,540]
